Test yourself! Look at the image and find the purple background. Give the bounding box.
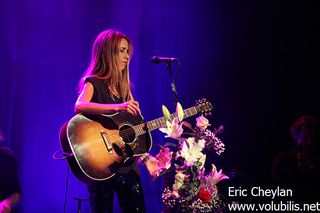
[0,1,319,212]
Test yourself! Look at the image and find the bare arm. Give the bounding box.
[74,82,141,115]
[0,193,20,213]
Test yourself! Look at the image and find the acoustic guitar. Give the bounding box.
[59,99,212,183]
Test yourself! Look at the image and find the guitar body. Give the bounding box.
[59,99,212,184]
[59,113,152,183]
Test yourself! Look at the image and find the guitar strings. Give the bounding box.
[98,107,199,141]
[106,116,167,140]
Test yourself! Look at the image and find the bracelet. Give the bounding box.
[139,154,150,164]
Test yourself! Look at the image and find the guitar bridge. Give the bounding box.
[100,130,113,154]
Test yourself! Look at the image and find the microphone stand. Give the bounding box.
[166,62,179,104]
[164,61,179,213]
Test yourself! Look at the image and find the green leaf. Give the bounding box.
[164,142,178,148]
[182,121,193,131]
[154,144,164,151]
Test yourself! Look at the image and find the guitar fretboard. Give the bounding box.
[133,106,198,136]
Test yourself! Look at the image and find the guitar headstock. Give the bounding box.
[195,98,213,117]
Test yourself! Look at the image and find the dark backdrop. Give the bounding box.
[0,1,319,212]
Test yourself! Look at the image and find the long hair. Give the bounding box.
[79,29,133,100]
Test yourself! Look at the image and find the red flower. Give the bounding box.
[198,189,211,203]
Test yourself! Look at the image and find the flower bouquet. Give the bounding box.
[150,100,229,213]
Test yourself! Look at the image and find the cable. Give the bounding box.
[52,150,73,160]
[52,150,72,212]
[64,164,70,213]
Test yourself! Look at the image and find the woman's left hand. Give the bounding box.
[144,155,160,177]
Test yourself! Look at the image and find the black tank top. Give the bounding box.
[85,77,122,104]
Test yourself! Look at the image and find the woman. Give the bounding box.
[75,29,155,213]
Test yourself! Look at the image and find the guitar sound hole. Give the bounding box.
[119,125,136,143]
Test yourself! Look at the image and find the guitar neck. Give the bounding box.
[148,106,198,131]
[133,106,198,136]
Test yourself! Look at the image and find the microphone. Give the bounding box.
[151,56,179,64]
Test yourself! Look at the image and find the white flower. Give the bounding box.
[171,190,180,198]
[196,115,211,130]
[172,171,186,198]
[198,154,206,170]
[159,117,183,139]
[173,171,185,191]
[179,137,205,166]
[162,105,171,121]
[176,102,184,122]
[206,164,229,186]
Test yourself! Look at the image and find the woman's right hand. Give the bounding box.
[0,199,12,213]
[119,100,141,115]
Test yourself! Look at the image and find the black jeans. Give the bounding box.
[87,170,146,213]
